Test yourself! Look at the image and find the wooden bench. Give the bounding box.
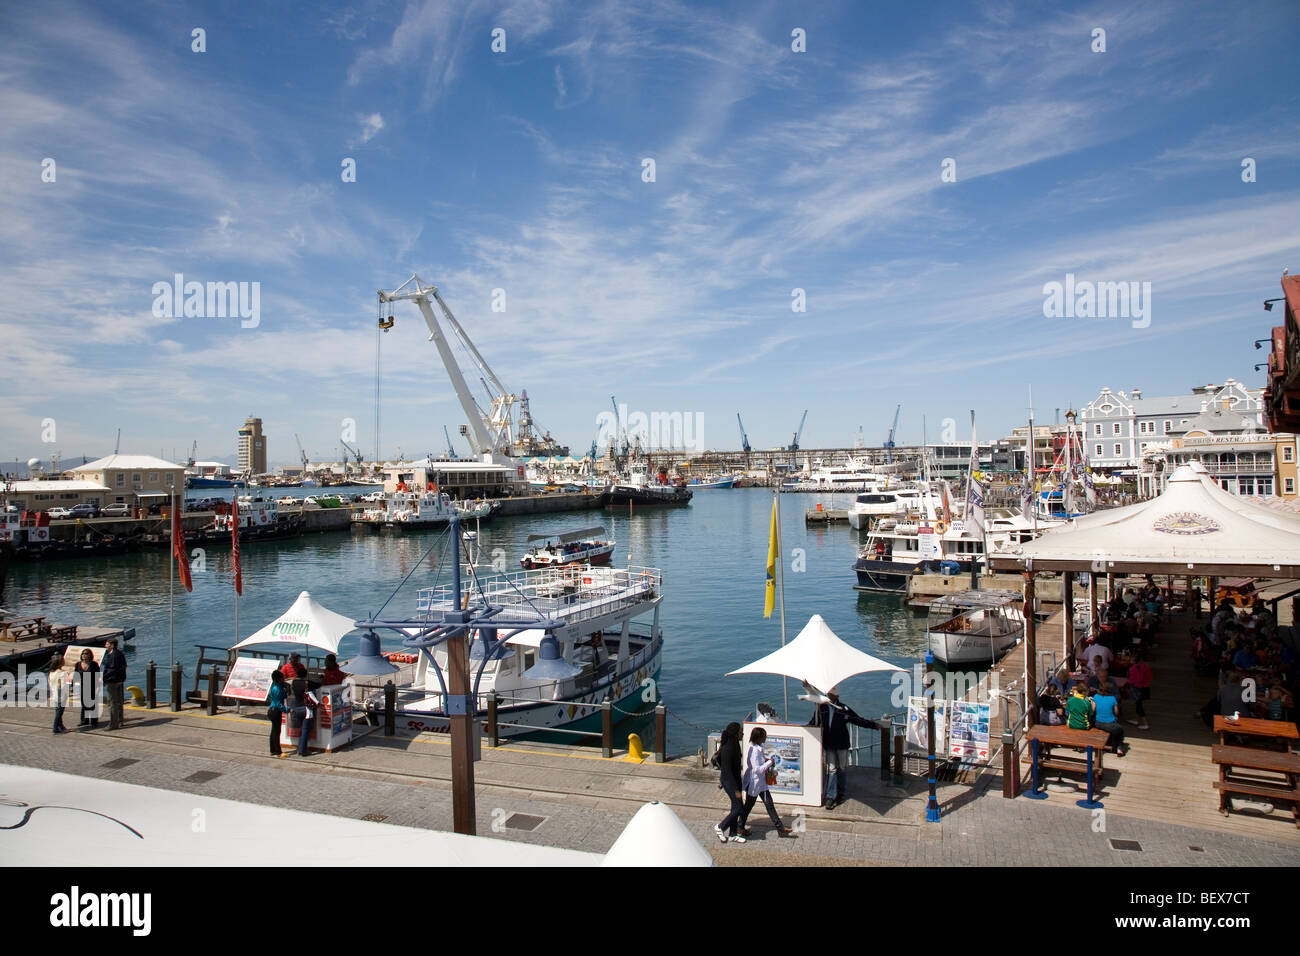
[1211,744,1300,827]
[1025,725,1111,807]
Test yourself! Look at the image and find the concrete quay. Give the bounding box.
[0,700,1293,867]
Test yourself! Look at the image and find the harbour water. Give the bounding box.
[5,488,928,743]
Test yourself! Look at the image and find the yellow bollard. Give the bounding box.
[624,732,646,763]
[126,686,146,706]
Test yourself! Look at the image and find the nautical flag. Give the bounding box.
[1063,478,1076,515]
[172,498,193,592]
[764,498,778,618]
[1020,474,1035,522]
[967,474,986,533]
[1083,454,1097,507]
[231,495,242,596]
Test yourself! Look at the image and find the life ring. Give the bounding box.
[935,521,948,535]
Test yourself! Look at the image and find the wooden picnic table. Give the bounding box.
[1211,744,1300,827]
[1024,725,1111,809]
[1213,715,1298,751]
[0,616,49,642]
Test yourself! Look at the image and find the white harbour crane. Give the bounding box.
[377,276,520,465]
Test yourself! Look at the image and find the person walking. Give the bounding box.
[49,655,71,734]
[101,638,127,730]
[267,670,289,756]
[712,722,747,844]
[1126,650,1152,730]
[809,685,880,809]
[74,649,101,729]
[739,726,795,838]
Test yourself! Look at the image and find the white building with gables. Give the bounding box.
[1078,379,1264,472]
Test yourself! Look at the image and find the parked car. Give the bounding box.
[68,503,101,518]
[46,507,73,519]
[361,491,386,502]
[101,503,132,517]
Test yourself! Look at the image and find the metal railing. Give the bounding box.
[416,565,662,627]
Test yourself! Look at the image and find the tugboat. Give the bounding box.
[521,526,615,569]
[605,469,692,507]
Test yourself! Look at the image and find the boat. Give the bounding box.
[605,471,692,507]
[367,564,665,738]
[925,589,1024,665]
[206,496,304,541]
[783,458,890,493]
[521,526,615,569]
[846,483,925,529]
[351,491,491,530]
[686,475,738,489]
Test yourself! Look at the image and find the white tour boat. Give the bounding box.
[925,589,1024,665]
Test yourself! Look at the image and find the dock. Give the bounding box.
[0,670,1294,865]
[0,621,135,672]
[805,507,849,524]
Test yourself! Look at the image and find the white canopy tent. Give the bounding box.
[727,614,905,697]
[990,465,1300,577]
[232,590,357,654]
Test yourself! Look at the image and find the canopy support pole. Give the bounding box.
[1063,571,1075,671]
[1023,572,1037,730]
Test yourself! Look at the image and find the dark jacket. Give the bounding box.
[810,700,878,750]
[102,649,127,683]
[717,737,743,794]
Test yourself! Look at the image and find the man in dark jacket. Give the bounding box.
[809,685,879,809]
[102,638,128,730]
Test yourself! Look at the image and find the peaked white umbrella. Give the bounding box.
[726,614,904,697]
[232,590,356,654]
[601,801,713,867]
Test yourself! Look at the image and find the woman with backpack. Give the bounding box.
[712,722,746,844]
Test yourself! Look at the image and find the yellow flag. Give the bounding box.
[764,497,778,618]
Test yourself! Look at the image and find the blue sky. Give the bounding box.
[3,0,1299,466]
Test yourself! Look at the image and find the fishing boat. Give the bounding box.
[351,492,490,530]
[368,564,665,738]
[606,471,692,506]
[521,526,615,569]
[686,475,738,489]
[925,589,1024,665]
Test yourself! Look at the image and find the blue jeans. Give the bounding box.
[294,707,314,755]
[824,748,848,803]
[718,788,745,836]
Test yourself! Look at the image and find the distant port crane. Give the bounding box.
[789,410,808,452]
[884,404,901,463]
[443,425,458,459]
[294,433,309,472]
[339,438,364,473]
[737,413,751,454]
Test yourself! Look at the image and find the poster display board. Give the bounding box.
[905,697,948,753]
[947,700,991,761]
[742,722,823,808]
[220,656,280,703]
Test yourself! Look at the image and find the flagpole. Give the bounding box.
[775,488,789,720]
[168,487,175,666]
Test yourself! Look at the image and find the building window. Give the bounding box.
[166,473,175,487]
[1285,446,1295,463]
[1114,443,1122,456]
[1096,444,1103,457]
[1112,423,1121,436]
[1163,421,1171,433]
[1094,424,1102,436]
[1287,478,1296,495]
[1238,477,1255,496]
[133,473,142,483]
[148,471,158,482]
[115,473,125,487]
[1258,477,1274,496]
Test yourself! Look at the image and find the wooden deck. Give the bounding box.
[985,607,1300,844]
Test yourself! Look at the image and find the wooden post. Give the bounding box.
[654,703,666,763]
[170,661,182,712]
[145,661,156,710]
[1089,572,1099,635]
[1106,572,1115,603]
[1001,728,1019,798]
[1024,572,1037,729]
[487,693,499,748]
[1208,577,1217,617]
[879,724,891,781]
[891,731,904,786]
[1063,571,1075,670]
[447,628,475,835]
[383,680,395,736]
[601,698,613,758]
[206,667,219,715]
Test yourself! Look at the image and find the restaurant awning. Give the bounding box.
[988,465,1300,577]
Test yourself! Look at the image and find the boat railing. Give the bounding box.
[416,566,662,624]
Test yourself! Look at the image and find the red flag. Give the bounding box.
[172,500,193,592]
[231,495,242,596]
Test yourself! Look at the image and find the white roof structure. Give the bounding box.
[6,480,111,492]
[71,454,183,472]
[990,465,1300,577]
[727,614,904,697]
[233,590,356,653]
[601,801,713,867]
